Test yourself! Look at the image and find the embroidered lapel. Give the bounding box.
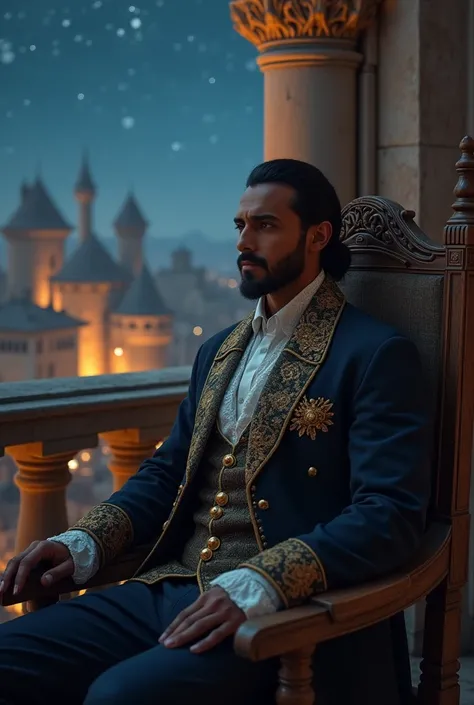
[245,276,346,485]
[185,312,254,483]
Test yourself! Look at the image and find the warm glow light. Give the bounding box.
[81,451,91,462]
[114,347,124,357]
[227,278,238,288]
[155,440,164,450]
[193,326,203,336]
[68,459,79,471]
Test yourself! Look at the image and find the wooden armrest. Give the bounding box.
[234,521,451,662]
[0,546,152,607]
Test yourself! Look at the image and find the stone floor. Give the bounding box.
[411,657,474,704]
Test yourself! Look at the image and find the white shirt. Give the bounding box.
[49,271,326,618]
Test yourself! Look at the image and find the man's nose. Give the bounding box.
[237,227,255,252]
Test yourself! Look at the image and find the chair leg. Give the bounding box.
[276,645,316,705]
[417,579,462,705]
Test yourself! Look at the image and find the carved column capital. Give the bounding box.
[230,0,381,49]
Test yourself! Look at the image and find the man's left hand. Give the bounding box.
[159,586,246,654]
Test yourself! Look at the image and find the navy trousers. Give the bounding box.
[0,580,278,705]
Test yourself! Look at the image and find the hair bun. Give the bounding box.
[321,240,351,281]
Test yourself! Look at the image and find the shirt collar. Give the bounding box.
[252,269,326,338]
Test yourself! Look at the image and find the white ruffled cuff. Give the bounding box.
[47,530,100,585]
[211,567,282,618]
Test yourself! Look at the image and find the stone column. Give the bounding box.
[7,443,73,552]
[377,0,469,242]
[230,0,381,206]
[101,430,159,492]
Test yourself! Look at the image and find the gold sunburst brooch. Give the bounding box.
[289,397,334,441]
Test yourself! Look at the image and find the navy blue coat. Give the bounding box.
[74,276,430,703]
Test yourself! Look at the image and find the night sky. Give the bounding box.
[0,0,263,244]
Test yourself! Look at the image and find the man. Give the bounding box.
[0,160,430,705]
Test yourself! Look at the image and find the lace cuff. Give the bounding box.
[211,567,282,618]
[47,530,100,585]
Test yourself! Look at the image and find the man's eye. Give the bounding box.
[261,222,272,229]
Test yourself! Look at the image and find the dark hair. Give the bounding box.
[246,159,351,281]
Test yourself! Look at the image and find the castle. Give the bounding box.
[0,157,172,382]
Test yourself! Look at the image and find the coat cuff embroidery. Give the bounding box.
[239,537,327,608]
[71,502,134,566]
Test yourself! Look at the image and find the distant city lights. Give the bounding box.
[228,279,238,288]
[114,346,124,356]
[193,326,203,336]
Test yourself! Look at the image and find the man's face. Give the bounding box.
[234,183,307,300]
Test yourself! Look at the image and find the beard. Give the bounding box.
[238,234,306,300]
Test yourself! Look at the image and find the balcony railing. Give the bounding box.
[0,368,191,558]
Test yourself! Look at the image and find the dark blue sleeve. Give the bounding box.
[72,347,203,564]
[242,336,432,607]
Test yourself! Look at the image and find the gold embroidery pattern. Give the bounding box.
[215,312,254,360]
[241,538,327,608]
[290,397,334,440]
[245,277,345,484]
[72,502,134,566]
[185,315,254,483]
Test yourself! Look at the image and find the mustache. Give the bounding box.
[237,252,268,271]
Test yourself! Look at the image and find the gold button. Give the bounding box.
[222,454,236,468]
[308,467,318,477]
[200,547,213,561]
[162,520,169,531]
[210,506,223,519]
[207,536,221,550]
[257,499,269,510]
[215,491,228,507]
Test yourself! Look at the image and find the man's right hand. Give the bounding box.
[0,540,74,598]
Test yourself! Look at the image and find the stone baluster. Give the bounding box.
[101,430,159,491]
[6,442,74,552]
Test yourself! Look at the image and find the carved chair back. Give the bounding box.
[339,136,474,702]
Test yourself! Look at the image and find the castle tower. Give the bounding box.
[51,234,129,377]
[113,193,148,277]
[1,178,72,307]
[110,265,172,374]
[171,247,193,273]
[75,151,96,243]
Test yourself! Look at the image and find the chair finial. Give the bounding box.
[446,136,474,233]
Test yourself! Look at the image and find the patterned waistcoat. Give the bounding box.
[137,425,260,591]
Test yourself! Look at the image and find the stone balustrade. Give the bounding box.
[0,367,191,553]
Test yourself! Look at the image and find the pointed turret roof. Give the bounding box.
[114,265,170,316]
[113,193,148,232]
[52,233,129,283]
[0,299,85,333]
[75,152,96,194]
[2,178,72,232]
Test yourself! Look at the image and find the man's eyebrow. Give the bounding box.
[233,213,281,224]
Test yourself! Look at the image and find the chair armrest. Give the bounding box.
[0,546,152,607]
[234,521,451,662]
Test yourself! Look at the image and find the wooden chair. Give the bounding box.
[2,136,474,705]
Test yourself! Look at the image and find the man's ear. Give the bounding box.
[308,221,332,253]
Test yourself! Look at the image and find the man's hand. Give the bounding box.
[0,540,74,599]
[159,586,246,654]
